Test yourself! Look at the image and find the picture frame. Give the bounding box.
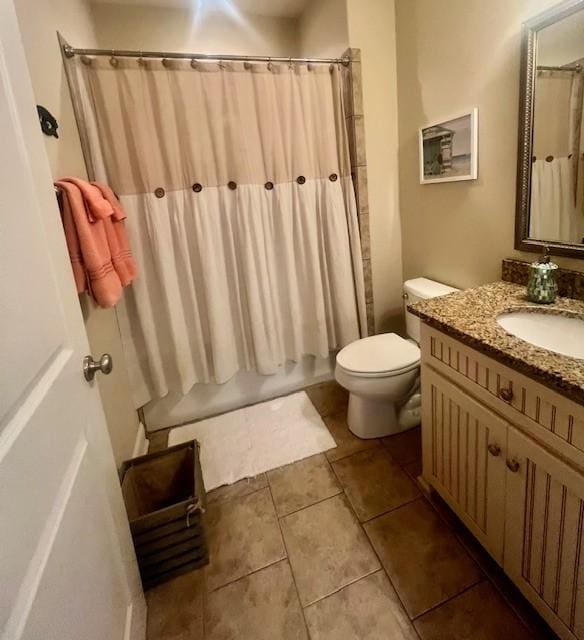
[419,108,478,184]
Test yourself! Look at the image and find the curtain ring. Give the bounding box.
[218,60,226,70]
[288,57,293,70]
[81,55,92,66]
[244,61,252,70]
[162,58,170,68]
[191,58,198,69]
[138,54,145,67]
[109,54,119,68]
[267,61,273,72]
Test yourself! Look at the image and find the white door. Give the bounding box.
[0,2,146,639]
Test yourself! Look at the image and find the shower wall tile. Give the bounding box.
[350,62,364,117]
[341,64,353,118]
[359,213,370,260]
[343,46,374,334]
[363,259,374,304]
[345,47,361,63]
[366,302,376,336]
[353,166,369,214]
[347,115,366,168]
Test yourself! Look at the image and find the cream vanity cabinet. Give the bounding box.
[420,324,584,640]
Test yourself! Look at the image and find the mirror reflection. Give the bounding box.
[530,10,584,244]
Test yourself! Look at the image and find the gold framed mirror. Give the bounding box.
[516,0,584,258]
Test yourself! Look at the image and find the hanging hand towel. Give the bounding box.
[56,179,123,307]
[60,176,114,222]
[91,181,138,286]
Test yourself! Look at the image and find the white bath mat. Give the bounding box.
[168,391,337,491]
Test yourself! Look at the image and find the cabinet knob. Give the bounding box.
[83,353,113,382]
[498,387,513,403]
[487,443,501,457]
[506,458,520,473]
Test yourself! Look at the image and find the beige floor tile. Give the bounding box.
[306,381,349,417]
[323,411,380,463]
[332,447,420,522]
[382,427,422,465]
[414,581,533,640]
[146,569,205,640]
[304,570,418,640]
[207,473,268,506]
[205,560,308,640]
[267,454,341,516]
[280,494,380,606]
[364,498,482,618]
[205,487,286,591]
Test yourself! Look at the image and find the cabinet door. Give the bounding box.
[421,365,507,563]
[505,428,584,640]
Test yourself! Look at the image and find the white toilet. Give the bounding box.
[335,278,459,439]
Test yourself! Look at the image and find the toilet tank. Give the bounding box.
[404,278,459,343]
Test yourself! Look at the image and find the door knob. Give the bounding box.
[83,353,113,381]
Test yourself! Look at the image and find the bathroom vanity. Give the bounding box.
[411,281,584,640]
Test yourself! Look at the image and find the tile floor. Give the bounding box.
[145,381,557,640]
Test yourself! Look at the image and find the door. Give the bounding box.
[0,2,145,639]
[505,428,584,640]
[421,365,507,563]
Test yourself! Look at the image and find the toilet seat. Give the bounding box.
[336,333,420,379]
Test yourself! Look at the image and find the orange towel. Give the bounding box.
[91,182,138,286]
[61,176,114,222]
[56,180,123,308]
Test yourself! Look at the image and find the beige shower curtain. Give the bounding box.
[67,55,366,407]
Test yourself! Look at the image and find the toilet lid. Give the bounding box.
[336,333,420,376]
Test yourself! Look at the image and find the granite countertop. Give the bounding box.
[409,281,584,405]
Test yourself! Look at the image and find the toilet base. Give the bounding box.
[347,394,413,439]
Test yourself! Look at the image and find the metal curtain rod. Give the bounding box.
[62,44,350,66]
[537,63,582,72]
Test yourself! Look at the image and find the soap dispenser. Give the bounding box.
[526,246,558,304]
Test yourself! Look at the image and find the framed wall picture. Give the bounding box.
[419,108,478,184]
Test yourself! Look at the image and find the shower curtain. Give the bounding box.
[530,157,579,242]
[66,55,366,408]
[531,69,582,242]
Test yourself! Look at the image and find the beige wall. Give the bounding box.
[14,0,141,466]
[346,0,403,332]
[298,0,348,57]
[396,0,584,294]
[90,3,300,55]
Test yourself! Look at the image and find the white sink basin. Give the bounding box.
[496,311,584,359]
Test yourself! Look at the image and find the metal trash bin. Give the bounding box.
[120,439,208,589]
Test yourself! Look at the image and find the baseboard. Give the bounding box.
[123,599,147,640]
[131,422,148,458]
[416,474,433,497]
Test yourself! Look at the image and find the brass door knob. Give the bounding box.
[83,353,113,382]
[506,458,520,473]
[498,387,513,403]
[487,443,501,457]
